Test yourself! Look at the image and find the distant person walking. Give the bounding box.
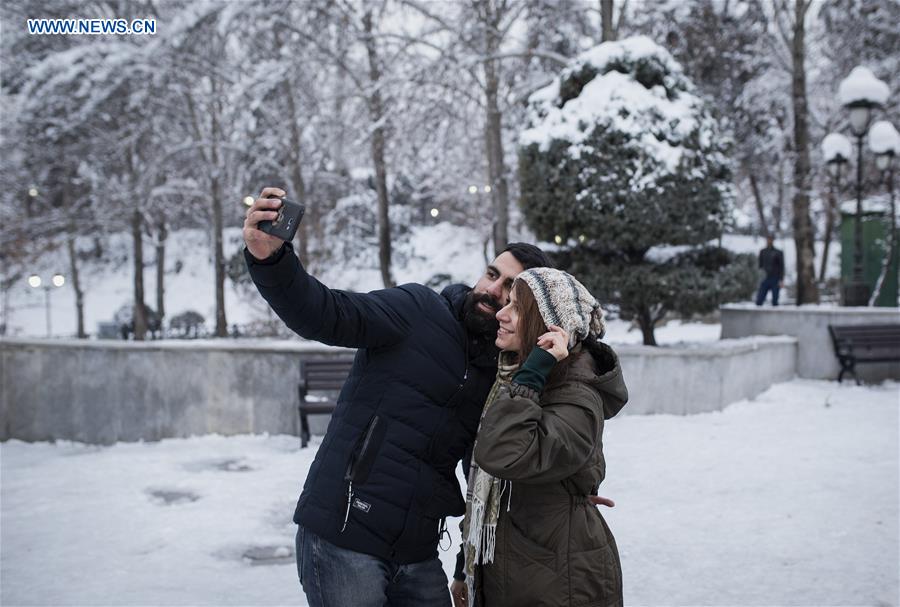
[756,236,784,306]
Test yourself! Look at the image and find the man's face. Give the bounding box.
[463,252,525,338]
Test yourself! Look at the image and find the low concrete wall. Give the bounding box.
[615,336,797,415]
[721,304,900,382]
[0,338,350,444]
[1,336,797,444]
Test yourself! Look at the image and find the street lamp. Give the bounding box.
[821,133,851,284]
[28,274,65,337]
[823,133,850,181]
[837,66,890,305]
[870,121,899,173]
[867,120,899,306]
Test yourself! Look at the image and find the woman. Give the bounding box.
[453,267,628,607]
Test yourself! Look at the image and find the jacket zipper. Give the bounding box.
[341,415,381,533]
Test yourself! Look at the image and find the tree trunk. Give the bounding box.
[210,94,228,337]
[819,183,837,282]
[774,161,785,234]
[131,209,147,340]
[789,0,819,304]
[482,8,509,254]
[601,0,616,42]
[286,88,310,267]
[211,174,227,336]
[66,234,86,338]
[156,219,167,329]
[748,172,771,239]
[637,306,658,346]
[279,27,310,268]
[363,9,395,288]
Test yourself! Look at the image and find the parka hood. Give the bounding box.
[568,340,628,419]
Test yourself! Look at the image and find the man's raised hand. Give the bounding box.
[243,186,286,260]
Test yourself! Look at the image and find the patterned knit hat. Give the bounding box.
[515,268,606,347]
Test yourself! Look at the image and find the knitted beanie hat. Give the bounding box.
[515,268,606,347]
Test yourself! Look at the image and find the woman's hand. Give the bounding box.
[450,579,468,607]
[537,325,569,361]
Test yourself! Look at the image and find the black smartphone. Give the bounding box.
[258,196,305,241]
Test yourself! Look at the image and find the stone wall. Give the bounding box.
[1,336,798,444]
[721,304,900,382]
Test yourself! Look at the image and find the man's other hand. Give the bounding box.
[450,579,468,607]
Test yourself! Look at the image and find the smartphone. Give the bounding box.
[258,196,305,241]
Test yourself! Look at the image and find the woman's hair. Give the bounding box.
[513,279,608,385]
[511,279,547,365]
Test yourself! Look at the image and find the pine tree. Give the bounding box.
[518,36,756,345]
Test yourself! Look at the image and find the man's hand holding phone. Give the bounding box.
[243,187,288,261]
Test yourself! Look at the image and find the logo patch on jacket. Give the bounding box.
[352,498,371,513]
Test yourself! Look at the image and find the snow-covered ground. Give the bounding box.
[2,379,897,606]
[1,224,838,340]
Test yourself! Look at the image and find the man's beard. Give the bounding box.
[462,291,500,339]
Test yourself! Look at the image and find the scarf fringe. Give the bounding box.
[464,496,498,565]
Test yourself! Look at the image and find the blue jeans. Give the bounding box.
[756,276,780,306]
[295,525,450,607]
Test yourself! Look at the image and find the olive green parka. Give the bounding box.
[472,341,628,607]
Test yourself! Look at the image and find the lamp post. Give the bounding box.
[28,274,65,337]
[821,133,850,284]
[837,66,890,305]
[868,120,899,306]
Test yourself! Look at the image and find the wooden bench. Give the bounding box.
[298,355,356,447]
[828,324,900,385]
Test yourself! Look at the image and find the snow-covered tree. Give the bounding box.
[629,0,780,239]
[518,36,756,345]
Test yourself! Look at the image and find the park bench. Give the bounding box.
[298,355,356,447]
[828,324,900,385]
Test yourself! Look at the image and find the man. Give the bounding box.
[243,187,552,607]
[756,235,785,306]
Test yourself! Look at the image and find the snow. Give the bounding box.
[3,228,261,340]
[2,379,897,606]
[2,223,489,339]
[869,120,900,156]
[821,132,852,163]
[640,233,841,289]
[519,36,721,190]
[603,317,721,344]
[840,194,899,217]
[576,34,675,70]
[313,221,490,295]
[3,229,843,339]
[838,66,890,107]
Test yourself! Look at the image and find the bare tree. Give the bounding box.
[785,0,820,303]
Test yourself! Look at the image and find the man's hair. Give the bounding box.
[502,242,553,270]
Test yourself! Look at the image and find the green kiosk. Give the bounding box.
[840,197,899,307]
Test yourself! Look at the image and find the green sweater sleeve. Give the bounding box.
[511,347,557,392]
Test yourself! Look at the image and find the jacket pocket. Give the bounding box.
[345,414,387,486]
[505,517,558,571]
[488,518,560,607]
[569,544,622,606]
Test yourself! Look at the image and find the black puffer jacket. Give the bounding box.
[246,244,497,564]
[758,246,784,280]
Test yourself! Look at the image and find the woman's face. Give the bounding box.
[494,287,522,353]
